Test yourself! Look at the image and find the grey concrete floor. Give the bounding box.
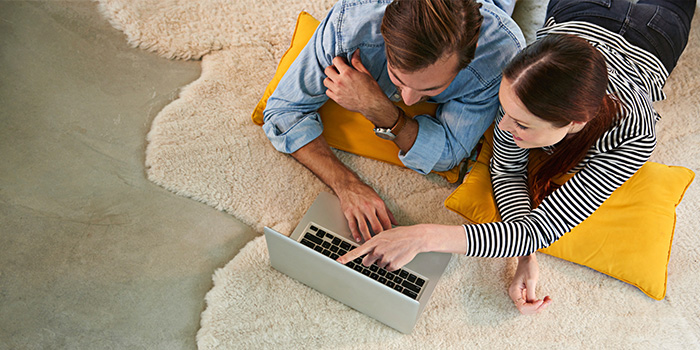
[0,2,258,349]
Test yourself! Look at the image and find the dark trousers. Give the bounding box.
[545,0,696,74]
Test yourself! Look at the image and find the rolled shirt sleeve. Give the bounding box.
[399,85,501,174]
[261,5,338,154]
[262,1,393,155]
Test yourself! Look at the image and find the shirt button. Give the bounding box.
[392,92,401,101]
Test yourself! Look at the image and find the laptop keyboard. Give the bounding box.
[298,223,427,300]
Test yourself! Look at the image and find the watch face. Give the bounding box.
[374,128,395,140]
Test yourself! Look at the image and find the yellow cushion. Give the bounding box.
[251,12,461,183]
[445,125,695,300]
[251,11,319,125]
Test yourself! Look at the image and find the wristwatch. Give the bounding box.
[373,107,407,141]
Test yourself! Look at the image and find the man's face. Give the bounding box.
[386,52,460,106]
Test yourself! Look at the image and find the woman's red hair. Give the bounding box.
[502,34,622,207]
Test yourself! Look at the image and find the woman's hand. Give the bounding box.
[337,224,466,271]
[336,225,428,271]
[509,254,552,315]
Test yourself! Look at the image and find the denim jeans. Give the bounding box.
[545,0,696,74]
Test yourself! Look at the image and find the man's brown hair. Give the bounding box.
[381,0,483,72]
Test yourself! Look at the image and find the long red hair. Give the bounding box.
[502,34,622,207]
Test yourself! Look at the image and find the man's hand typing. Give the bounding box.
[336,178,396,242]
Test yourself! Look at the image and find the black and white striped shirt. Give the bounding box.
[463,19,669,258]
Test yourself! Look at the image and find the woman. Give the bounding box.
[337,0,696,314]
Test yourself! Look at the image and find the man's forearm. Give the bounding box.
[291,136,362,191]
[362,99,419,154]
[393,115,418,153]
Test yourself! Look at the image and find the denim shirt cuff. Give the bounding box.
[398,115,445,175]
[261,112,324,154]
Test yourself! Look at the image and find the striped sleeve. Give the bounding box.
[465,126,655,258]
[490,109,531,223]
[462,21,661,258]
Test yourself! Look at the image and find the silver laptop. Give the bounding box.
[264,191,451,333]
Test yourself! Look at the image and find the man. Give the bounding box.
[263,0,524,241]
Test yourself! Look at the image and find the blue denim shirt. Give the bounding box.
[263,0,525,174]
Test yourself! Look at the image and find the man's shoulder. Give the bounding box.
[327,0,391,36]
[332,0,392,11]
[465,1,526,88]
[323,0,390,54]
[478,0,525,44]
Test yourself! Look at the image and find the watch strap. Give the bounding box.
[390,107,407,137]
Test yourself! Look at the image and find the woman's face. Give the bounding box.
[497,77,584,149]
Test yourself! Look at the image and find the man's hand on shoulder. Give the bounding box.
[323,50,396,126]
[335,178,397,242]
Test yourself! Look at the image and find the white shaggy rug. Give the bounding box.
[96,0,700,348]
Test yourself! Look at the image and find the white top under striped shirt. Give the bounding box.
[463,19,669,258]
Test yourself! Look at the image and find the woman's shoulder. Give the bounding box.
[537,18,668,103]
[592,95,657,158]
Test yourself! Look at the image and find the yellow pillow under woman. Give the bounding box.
[444,126,695,300]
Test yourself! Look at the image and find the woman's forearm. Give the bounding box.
[419,224,468,255]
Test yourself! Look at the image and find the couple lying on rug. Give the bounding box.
[261,0,695,314]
